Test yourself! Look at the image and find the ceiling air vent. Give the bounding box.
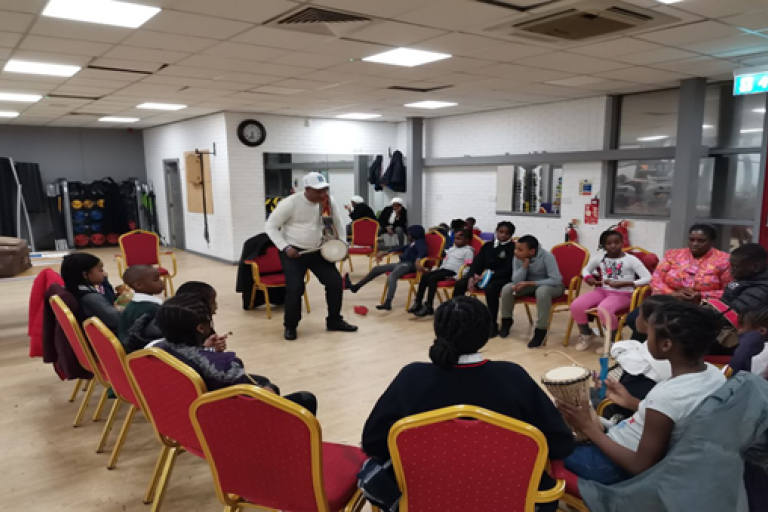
[482,0,678,42]
[388,85,453,93]
[268,7,372,37]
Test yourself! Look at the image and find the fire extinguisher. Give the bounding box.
[566,222,579,243]
[610,220,631,248]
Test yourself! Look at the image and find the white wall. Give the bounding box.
[142,113,234,261]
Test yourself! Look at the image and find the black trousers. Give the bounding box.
[452,276,507,323]
[279,250,343,328]
[415,269,456,306]
[249,374,318,415]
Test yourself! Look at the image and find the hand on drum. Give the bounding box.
[557,400,599,436]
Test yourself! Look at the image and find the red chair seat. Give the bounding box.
[321,443,368,511]
[437,279,457,287]
[385,272,417,280]
[259,273,286,286]
[348,247,374,255]
[516,294,568,305]
[158,266,169,276]
[550,460,581,498]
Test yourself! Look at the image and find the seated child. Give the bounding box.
[560,302,726,485]
[154,293,317,414]
[722,243,768,316]
[571,229,652,351]
[410,229,474,317]
[117,265,165,353]
[448,218,467,247]
[359,296,573,512]
[61,253,120,331]
[730,304,768,376]
[177,280,219,314]
[344,225,427,311]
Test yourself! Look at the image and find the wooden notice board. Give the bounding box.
[184,151,214,214]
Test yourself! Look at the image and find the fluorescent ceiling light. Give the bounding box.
[336,113,381,120]
[0,111,19,118]
[637,135,669,141]
[657,0,682,3]
[753,108,766,113]
[703,124,713,129]
[363,48,451,68]
[4,59,81,77]
[0,92,42,103]
[405,100,458,110]
[43,0,161,29]
[137,102,187,111]
[741,128,763,133]
[99,117,139,123]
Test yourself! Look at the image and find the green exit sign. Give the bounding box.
[734,72,768,96]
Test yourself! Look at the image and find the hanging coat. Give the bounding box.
[235,233,286,310]
[380,150,406,193]
[43,283,93,380]
[29,268,64,357]
[368,155,383,191]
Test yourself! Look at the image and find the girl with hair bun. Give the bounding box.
[359,296,573,512]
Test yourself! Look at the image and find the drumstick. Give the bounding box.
[543,350,584,367]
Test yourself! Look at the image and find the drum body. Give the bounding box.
[542,365,600,441]
[319,239,349,263]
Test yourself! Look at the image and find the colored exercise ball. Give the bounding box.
[97,199,105,208]
[90,209,103,221]
[91,233,105,246]
[82,199,95,209]
[106,233,119,245]
[71,200,83,210]
[73,211,88,223]
[74,234,89,247]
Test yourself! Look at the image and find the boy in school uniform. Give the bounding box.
[117,265,165,353]
[722,243,768,316]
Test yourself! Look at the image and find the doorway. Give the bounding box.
[163,159,186,250]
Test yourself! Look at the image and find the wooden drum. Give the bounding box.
[542,365,601,441]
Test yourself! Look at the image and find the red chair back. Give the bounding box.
[83,318,140,408]
[254,246,283,275]
[390,406,554,512]
[471,235,484,254]
[423,232,447,270]
[351,218,378,248]
[50,295,98,376]
[126,348,206,453]
[190,386,330,511]
[120,230,160,267]
[626,246,659,274]
[551,242,590,289]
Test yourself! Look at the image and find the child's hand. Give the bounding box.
[213,334,228,352]
[606,380,634,408]
[557,400,598,434]
[203,335,217,349]
[585,276,598,287]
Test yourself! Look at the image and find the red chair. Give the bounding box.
[126,348,208,512]
[49,295,111,429]
[437,234,484,302]
[549,460,589,512]
[245,246,311,318]
[380,231,446,311]
[190,385,367,512]
[83,318,142,469]
[117,230,177,297]
[388,405,565,511]
[341,217,379,274]
[512,242,590,346]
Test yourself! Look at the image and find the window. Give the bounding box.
[697,153,761,221]
[702,83,766,148]
[611,159,674,217]
[618,89,679,149]
[496,164,562,216]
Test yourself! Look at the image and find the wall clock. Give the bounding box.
[237,119,267,147]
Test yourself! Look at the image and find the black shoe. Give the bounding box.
[343,273,358,293]
[489,322,499,338]
[284,327,297,341]
[376,301,392,311]
[407,301,423,314]
[414,304,434,317]
[528,328,548,349]
[326,319,358,332]
[499,318,514,339]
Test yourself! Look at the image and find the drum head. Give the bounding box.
[320,240,349,262]
[543,366,589,382]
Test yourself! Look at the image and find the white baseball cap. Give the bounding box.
[351,195,364,204]
[391,197,404,206]
[303,172,329,190]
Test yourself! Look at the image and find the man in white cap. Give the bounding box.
[345,195,376,236]
[378,197,408,249]
[266,172,358,340]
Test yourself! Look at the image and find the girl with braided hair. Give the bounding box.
[359,296,573,512]
[153,293,317,414]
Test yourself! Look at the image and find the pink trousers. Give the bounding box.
[570,288,632,330]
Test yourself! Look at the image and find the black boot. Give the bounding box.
[326,319,358,332]
[499,318,514,339]
[343,273,358,293]
[376,300,392,311]
[407,301,423,314]
[414,304,434,317]
[528,328,548,349]
[489,322,499,338]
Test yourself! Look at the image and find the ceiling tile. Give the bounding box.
[0,0,47,13]
[0,10,34,33]
[166,0,299,23]
[19,35,112,57]
[595,66,691,84]
[570,38,663,58]
[651,57,740,76]
[0,71,70,84]
[395,0,517,32]
[327,61,390,77]
[547,76,608,87]
[141,74,251,90]
[66,77,134,88]
[309,0,434,18]
[141,10,254,39]
[0,47,10,59]
[201,42,288,62]
[157,65,228,79]
[102,46,190,64]
[121,30,218,53]
[426,73,494,86]
[30,17,133,43]
[671,0,768,19]
[516,52,629,74]
[720,9,768,31]
[53,85,120,96]
[75,68,148,83]
[0,31,22,48]
[269,51,348,69]
[10,50,91,67]
[171,87,232,100]
[615,47,698,65]
[472,63,574,82]
[308,39,391,59]
[351,21,446,47]
[0,79,55,93]
[636,21,738,46]
[411,33,503,56]
[208,72,283,84]
[89,58,164,73]
[420,55,497,73]
[252,85,304,95]
[232,26,334,50]
[683,34,768,58]
[463,42,552,63]
[273,78,335,90]
[111,83,183,97]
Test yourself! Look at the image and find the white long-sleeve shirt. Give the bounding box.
[582,253,652,292]
[265,192,345,251]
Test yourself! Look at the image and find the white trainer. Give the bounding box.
[575,334,595,351]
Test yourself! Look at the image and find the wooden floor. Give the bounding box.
[0,248,600,512]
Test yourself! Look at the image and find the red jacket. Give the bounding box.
[29,268,63,357]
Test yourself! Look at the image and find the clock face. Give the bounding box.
[237,119,267,147]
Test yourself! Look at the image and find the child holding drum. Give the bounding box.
[558,302,726,485]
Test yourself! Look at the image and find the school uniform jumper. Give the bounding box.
[452,240,515,321]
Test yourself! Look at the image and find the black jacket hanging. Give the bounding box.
[380,150,407,193]
[368,155,383,191]
[235,233,286,310]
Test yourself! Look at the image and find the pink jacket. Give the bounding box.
[28,268,64,357]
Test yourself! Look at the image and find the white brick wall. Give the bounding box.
[142,114,234,261]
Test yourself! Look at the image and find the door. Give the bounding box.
[164,159,186,250]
